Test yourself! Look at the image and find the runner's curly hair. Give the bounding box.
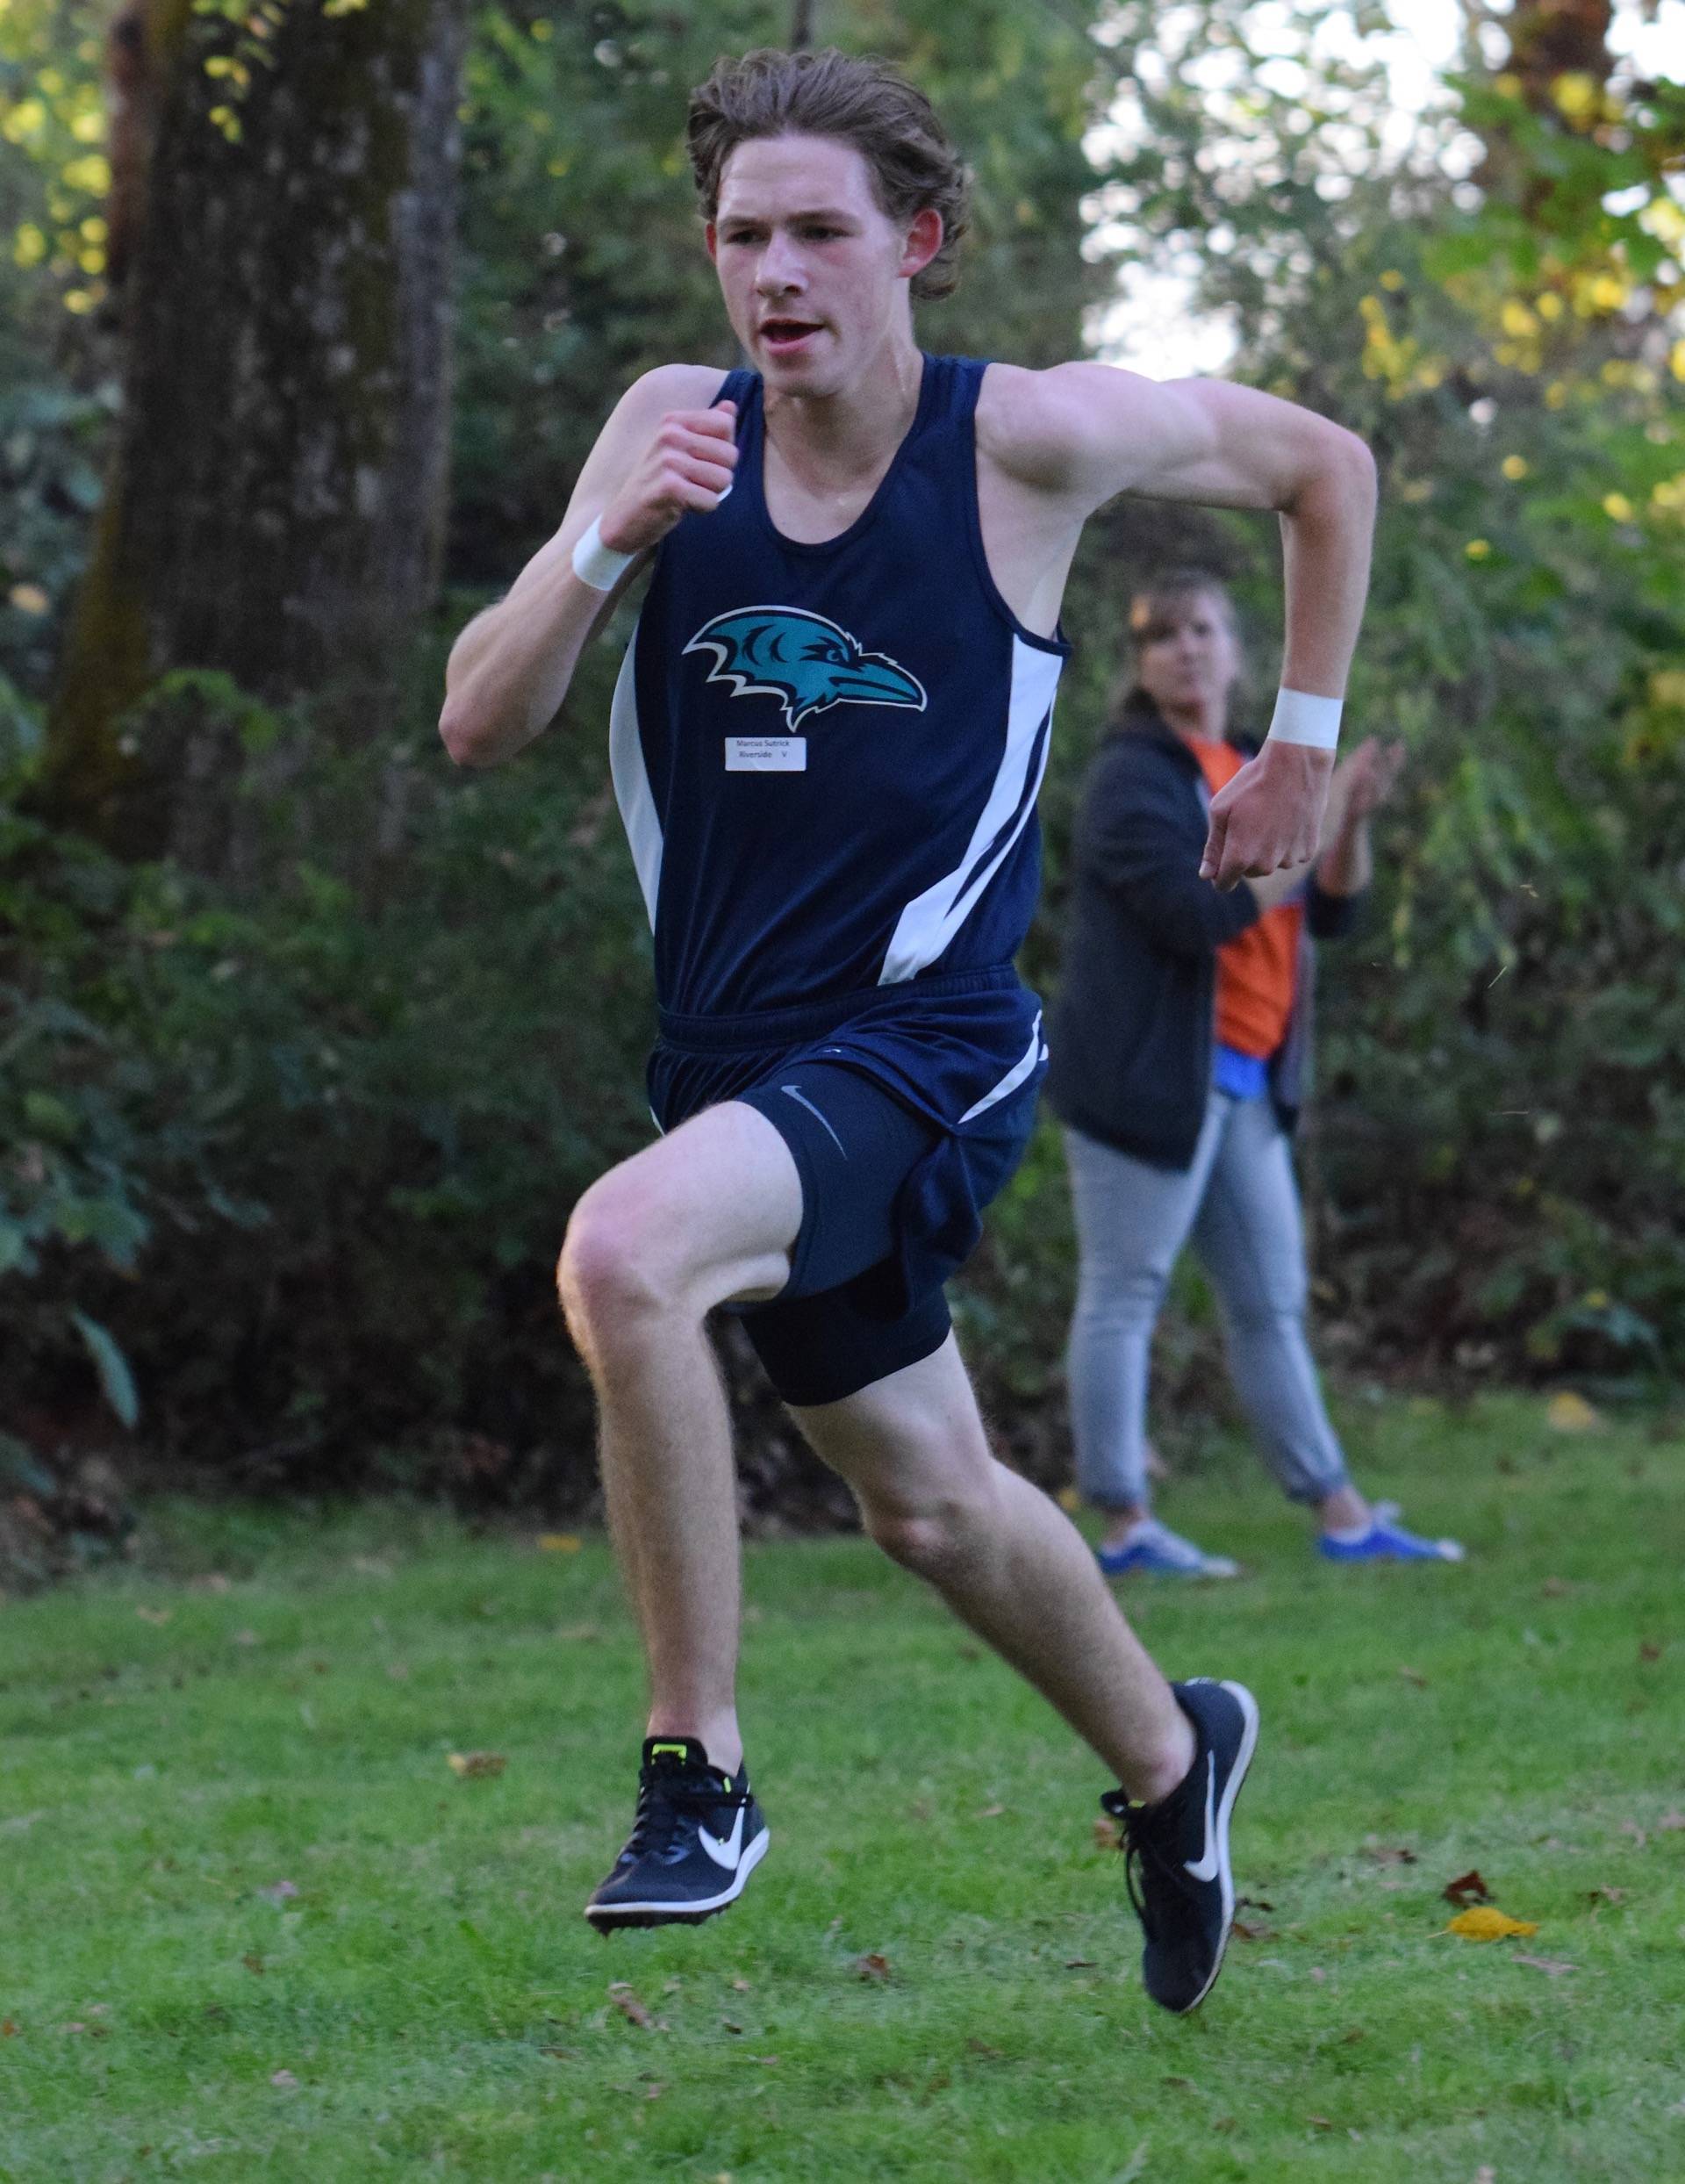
[686,48,972,302]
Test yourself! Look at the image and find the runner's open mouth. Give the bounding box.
[761,319,822,345]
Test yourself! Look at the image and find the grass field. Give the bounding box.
[3,1392,1683,2182]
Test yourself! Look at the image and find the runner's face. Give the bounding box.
[708,135,934,392]
[1133,594,1240,721]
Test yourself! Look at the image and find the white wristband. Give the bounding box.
[1266,687,1343,751]
[571,514,636,593]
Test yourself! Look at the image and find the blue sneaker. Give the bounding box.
[1098,1519,1240,1580]
[1318,1513,1465,1563]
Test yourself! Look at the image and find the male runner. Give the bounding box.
[440,47,1375,2015]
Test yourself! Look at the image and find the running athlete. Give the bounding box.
[439,48,1376,2015]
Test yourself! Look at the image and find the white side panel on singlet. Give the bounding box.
[876,635,1062,986]
[609,628,663,930]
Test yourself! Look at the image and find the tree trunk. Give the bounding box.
[44,0,469,845]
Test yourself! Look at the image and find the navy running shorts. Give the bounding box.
[646,966,1047,1407]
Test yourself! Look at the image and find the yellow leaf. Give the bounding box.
[537,1533,582,1554]
[1501,455,1529,481]
[1464,539,1491,561]
[1547,1390,1604,1433]
[447,1750,506,1779]
[1448,1907,1538,1941]
[1056,1485,1080,1513]
[9,583,49,616]
[1603,492,1635,523]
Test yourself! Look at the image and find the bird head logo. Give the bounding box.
[683,607,927,733]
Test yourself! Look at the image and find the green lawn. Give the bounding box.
[3,1392,1683,2182]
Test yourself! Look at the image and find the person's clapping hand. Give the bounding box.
[1324,737,1404,838]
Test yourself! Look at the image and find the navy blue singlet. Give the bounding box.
[609,354,1070,1020]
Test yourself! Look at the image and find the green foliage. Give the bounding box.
[1019,0,1685,1390]
[3,0,1682,1487]
[0,668,655,1476]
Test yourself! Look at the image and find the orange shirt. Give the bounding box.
[1188,736,1302,1060]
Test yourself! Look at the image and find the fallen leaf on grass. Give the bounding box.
[967,2037,1005,2060]
[1621,1821,1648,1850]
[1546,1390,1603,1433]
[730,1978,751,1992]
[977,1803,1006,1819]
[722,2019,742,2035]
[852,1953,892,1982]
[1588,1886,1627,1906]
[233,1629,259,1648]
[537,1534,582,1555]
[1443,1870,1492,1907]
[191,1574,233,1594]
[1447,1907,1538,1941]
[1093,1815,1122,1851]
[0,2020,15,2037]
[1639,1640,1664,1663]
[1308,2115,1334,2130]
[1660,1813,1685,1832]
[643,2082,665,2101]
[1397,1665,1427,1688]
[1541,1577,1571,1598]
[135,1606,172,1627]
[1513,1954,1575,1976]
[1064,1958,1097,1970]
[608,1983,656,2030]
[269,2069,298,2090]
[447,1751,506,1780]
[1232,1920,1275,1942]
[242,1954,265,1975]
[256,1880,298,1905]
[1363,1840,1418,1865]
[1475,2169,1496,2183]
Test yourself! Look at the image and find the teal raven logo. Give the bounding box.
[684,606,927,732]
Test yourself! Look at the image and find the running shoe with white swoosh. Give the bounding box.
[584,1736,769,1932]
[1102,1678,1259,2014]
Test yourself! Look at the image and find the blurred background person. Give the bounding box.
[1046,570,1463,1578]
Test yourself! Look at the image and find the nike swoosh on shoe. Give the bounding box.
[697,1807,746,1870]
[1183,1751,1220,1882]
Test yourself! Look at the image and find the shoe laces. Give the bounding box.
[1103,1787,1193,1944]
[625,1761,749,1863]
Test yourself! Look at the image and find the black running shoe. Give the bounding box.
[1102,1678,1259,2015]
[584,1736,769,1932]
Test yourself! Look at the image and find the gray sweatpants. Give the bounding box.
[1063,1093,1351,1511]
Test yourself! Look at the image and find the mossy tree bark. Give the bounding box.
[44,0,469,847]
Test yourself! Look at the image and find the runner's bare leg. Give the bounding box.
[559,1101,801,1775]
[795,1334,1196,1801]
[563,1104,1193,1800]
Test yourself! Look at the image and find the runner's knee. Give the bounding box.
[850,1456,1000,1586]
[556,1172,689,1341]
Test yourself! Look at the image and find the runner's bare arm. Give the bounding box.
[985,363,1375,700]
[440,363,729,768]
[982,363,1376,887]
